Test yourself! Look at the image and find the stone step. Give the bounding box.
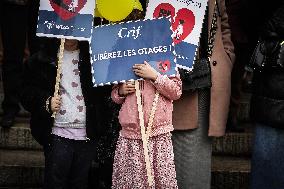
[0,149,250,188]
[1,120,253,156]
[213,132,253,156]
[0,150,44,188]
[236,93,251,122]
[0,118,42,150]
[212,156,250,189]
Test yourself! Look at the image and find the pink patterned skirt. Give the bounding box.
[112,133,178,189]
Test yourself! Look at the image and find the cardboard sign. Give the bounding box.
[146,0,208,70]
[90,18,176,86]
[37,0,95,40]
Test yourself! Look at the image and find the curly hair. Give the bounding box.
[123,9,145,22]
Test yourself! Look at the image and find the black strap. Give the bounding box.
[199,8,209,59]
[199,1,218,59]
[208,2,218,57]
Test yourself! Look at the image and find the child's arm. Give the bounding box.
[152,73,182,101]
[111,81,135,104]
[133,61,182,100]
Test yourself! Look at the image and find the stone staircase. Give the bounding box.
[211,133,252,189]
[0,112,44,189]
[211,93,252,189]
[0,94,253,189]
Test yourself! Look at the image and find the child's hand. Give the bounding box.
[118,81,135,96]
[133,61,158,81]
[51,95,62,113]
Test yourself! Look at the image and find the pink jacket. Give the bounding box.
[111,74,182,139]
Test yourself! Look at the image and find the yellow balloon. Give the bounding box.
[134,0,143,11]
[94,7,103,18]
[97,0,135,22]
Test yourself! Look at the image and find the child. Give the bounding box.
[111,61,182,188]
[21,38,112,189]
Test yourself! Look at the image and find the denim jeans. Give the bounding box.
[43,135,96,189]
[250,123,284,189]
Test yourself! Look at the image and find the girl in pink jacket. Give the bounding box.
[111,61,182,188]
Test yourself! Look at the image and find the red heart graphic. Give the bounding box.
[49,0,87,21]
[63,0,72,4]
[153,3,175,20]
[157,60,171,73]
[172,9,195,44]
[153,3,195,44]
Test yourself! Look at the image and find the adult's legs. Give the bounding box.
[1,3,27,127]
[172,89,212,189]
[250,123,284,189]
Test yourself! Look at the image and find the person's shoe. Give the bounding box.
[1,114,16,128]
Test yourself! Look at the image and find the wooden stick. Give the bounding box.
[52,38,65,118]
[146,92,159,142]
[135,80,154,187]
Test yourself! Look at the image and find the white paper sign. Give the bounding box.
[37,0,95,41]
[146,0,208,70]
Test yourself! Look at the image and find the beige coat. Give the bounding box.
[173,0,235,137]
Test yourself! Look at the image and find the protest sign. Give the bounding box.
[37,0,95,40]
[146,0,208,70]
[90,17,176,86]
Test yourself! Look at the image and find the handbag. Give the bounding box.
[179,58,211,90]
[180,1,218,91]
[277,41,284,67]
[247,38,284,72]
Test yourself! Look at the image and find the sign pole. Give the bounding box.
[52,38,65,118]
[135,80,154,187]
